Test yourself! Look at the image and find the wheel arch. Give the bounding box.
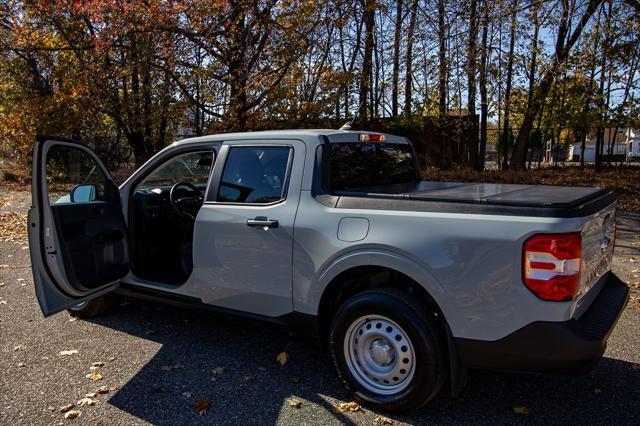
[314,251,448,341]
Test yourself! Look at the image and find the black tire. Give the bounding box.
[328,287,447,412]
[67,295,115,319]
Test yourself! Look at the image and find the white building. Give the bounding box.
[624,128,640,160]
[568,128,638,162]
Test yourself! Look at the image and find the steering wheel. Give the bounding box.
[169,182,204,220]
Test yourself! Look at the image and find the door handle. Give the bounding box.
[247,216,279,229]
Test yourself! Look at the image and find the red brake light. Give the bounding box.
[522,233,582,302]
[359,133,385,142]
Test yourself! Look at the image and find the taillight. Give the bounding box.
[522,233,582,302]
[359,133,385,142]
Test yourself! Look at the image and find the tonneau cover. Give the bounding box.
[340,181,608,209]
[403,182,607,208]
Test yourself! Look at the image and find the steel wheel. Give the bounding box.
[343,314,416,395]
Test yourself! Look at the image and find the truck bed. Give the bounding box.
[317,181,616,218]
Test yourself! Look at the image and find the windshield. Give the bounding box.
[329,142,417,192]
[138,151,214,189]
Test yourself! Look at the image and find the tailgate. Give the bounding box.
[579,203,616,300]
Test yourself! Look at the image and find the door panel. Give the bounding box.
[29,137,128,316]
[190,140,305,317]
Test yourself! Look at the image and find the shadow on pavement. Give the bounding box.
[87,298,640,425]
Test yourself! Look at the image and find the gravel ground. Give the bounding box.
[1,188,639,425]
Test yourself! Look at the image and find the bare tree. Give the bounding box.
[510,0,603,170]
[391,0,403,117]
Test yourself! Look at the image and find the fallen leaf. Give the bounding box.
[77,397,96,407]
[86,372,103,381]
[192,400,212,415]
[13,344,25,351]
[212,367,226,374]
[96,385,110,394]
[68,316,78,322]
[64,410,81,419]
[48,406,56,412]
[289,376,300,384]
[513,406,531,415]
[337,402,361,413]
[629,257,638,263]
[91,361,105,367]
[59,403,75,413]
[17,362,26,367]
[288,398,302,409]
[161,364,184,372]
[59,349,79,356]
[85,392,98,398]
[374,416,394,425]
[276,352,289,366]
[0,300,7,305]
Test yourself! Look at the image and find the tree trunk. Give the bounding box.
[404,0,418,116]
[358,0,375,126]
[501,1,517,170]
[510,0,602,170]
[467,0,479,167]
[391,0,403,117]
[226,2,249,130]
[524,1,540,166]
[438,0,449,169]
[596,1,611,171]
[475,0,489,171]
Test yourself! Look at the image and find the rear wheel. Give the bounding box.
[67,295,115,318]
[328,288,446,412]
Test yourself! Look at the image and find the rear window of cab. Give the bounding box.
[329,142,417,192]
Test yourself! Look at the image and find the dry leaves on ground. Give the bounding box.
[0,212,27,244]
[86,372,103,381]
[77,397,96,407]
[96,385,110,394]
[192,400,212,415]
[59,403,75,413]
[288,398,302,409]
[63,410,81,419]
[513,406,531,415]
[374,416,394,425]
[276,351,289,366]
[336,401,361,413]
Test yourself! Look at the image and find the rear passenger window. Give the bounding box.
[217,146,291,204]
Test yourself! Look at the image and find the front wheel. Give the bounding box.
[328,288,447,412]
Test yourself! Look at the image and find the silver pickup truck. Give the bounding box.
[28,130,629,412]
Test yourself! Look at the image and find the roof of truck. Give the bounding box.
[173,129,409,145]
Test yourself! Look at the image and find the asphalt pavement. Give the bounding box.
[1,201,639,425]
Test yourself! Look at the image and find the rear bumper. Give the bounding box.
[455,272,629,375]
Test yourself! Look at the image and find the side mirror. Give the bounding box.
[70,184,97,203]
